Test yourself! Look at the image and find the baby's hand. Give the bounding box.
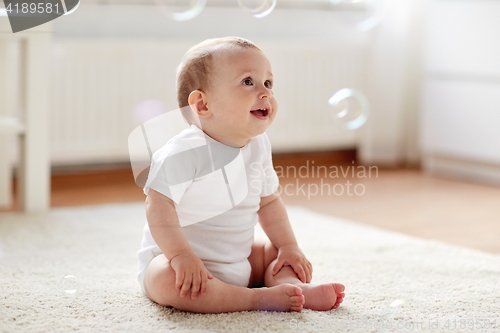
[272,244,313,283]
[169,251,213,300]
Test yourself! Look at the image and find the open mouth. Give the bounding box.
[250,108,269,119]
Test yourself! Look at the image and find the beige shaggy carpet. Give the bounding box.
[1,203,499,333]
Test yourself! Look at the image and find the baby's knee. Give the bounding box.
[144,255,177,306]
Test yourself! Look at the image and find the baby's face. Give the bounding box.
[201,47,278,147]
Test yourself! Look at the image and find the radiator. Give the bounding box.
[49,38,368,165]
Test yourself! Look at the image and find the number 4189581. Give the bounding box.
[6,2,62,14]
[443,319,497,330]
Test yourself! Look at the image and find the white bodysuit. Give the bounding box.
[137,124,280,292]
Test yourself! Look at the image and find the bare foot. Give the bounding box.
[296,283,345,311]
[254,284,305,312]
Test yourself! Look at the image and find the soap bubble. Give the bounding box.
[133,99,166,124]
[331,0,384,31]
[328,88,369,130]
[63,0,80,15]
[155,0,207,21]
[380,299,426,332]
[238,0,277,18]
[59,275,80,295]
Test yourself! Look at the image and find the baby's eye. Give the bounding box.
[265,80,273,89]
[242,78,253,86]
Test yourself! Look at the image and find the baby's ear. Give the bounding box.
[188,90,211,118]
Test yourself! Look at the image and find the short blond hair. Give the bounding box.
[176,36,261,125]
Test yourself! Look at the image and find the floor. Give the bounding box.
[2,152,499,254]
[280,168,500,254]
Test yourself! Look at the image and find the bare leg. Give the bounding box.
[248,239,345,311]
[143,254,305,313]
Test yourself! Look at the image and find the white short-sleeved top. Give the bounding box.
[138,124,280,268]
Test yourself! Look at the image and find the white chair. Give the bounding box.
[0,15,51,212]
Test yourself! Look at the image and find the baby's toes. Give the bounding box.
[288,285,303,297]
[333,283,345,294]
[291,295,305,306]
[332,297,344,309]
[290,295,305,312]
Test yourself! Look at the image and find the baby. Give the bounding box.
[137,36,345,313]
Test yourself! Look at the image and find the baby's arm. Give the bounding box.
[258,191,313,283]
[145,189,213,299]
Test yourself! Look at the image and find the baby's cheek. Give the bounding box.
[271,97,278,110]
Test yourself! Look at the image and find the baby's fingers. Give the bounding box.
[293,264,307,283]
[272,258,285,276]
[306,266,312,283]
[305,261,313,283]
[200,270,210,296]
[175,271,185,291]
[180,274,193,298]
[190,272,201,300]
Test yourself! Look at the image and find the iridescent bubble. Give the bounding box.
[133,99,166,124]
[238,0,277,18]
[328,88,369,130]
[59,275,80,295]
[63,0,80,16]
[331,0,384,31]
[380,299,426,333]
[155,0,207,21]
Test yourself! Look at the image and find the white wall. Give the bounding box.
[46,1,424,166]
[420,0,500,184]
[359,0,427,166]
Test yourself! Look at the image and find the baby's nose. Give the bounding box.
[259,88,272,99]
